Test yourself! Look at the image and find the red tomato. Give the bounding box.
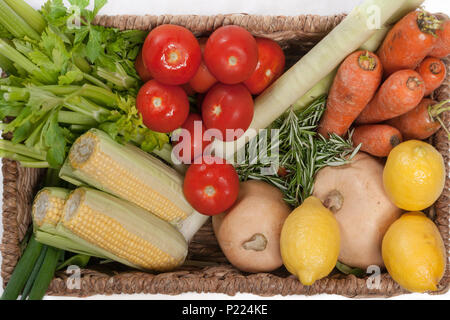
[189,38,218,93]
[244,38,286,95]
[135,49,153,82]
[183,156,240,216]
[137,80,190,133]
[172,114,211,164]
[202,83,254,142]
[204,26,258,84]
[142,24,202,85]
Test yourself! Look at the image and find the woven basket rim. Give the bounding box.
[1,12,449,298]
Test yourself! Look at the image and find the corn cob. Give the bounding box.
[32,187,106,259]
[59,187,188,271]
[32,188,68,230]
[59,129,209,241]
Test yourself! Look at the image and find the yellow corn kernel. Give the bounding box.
[62,188,188,271]
[32,188,69,227]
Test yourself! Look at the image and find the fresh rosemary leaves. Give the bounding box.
[236,96,361,208]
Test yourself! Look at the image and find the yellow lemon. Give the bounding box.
[382,212,446,293]
[280,197,340,286]
[383,140,445,211]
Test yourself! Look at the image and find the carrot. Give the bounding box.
[356,69,425,124]
[352,124,403,157]
[318,51,382,138]
[377,10,442,77]
[386,98,450,140]
[416,57,447,96]
[429,18,450,58]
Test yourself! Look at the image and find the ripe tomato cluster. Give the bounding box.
[135,24,285,216]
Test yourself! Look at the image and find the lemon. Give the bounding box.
[280,197,340,286]
[383,140,445,211]
[382,212,446,293]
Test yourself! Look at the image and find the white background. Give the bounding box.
[1,0,449,301]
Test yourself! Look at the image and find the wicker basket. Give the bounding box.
[1,13,449,298]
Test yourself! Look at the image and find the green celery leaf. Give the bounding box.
[41,0,68,26]
[93,0,107,17]
[44,110,67,168]
[11,121,32,144]
[58,65,84,85]
[86,28,102,63]
[73,27,90,45]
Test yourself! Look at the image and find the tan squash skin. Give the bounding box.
[313,152,402,270]
[213,180,291,273]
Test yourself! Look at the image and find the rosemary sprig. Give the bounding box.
[236,96,360,208]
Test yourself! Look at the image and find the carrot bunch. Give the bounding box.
[319,9,449,158]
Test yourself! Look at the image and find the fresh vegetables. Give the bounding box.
[0,0,169,168]
[59,129,208,241]
[188,38,218,93]
[429,18,450,58]
[172,114,211,164]
[204,25,258,84]
[136,79,190,133]
[212,180,291,273]
[183,156,240,216]
[382,212,446,293]
[377,10,442,76]
[356,70,425,124]
[383,140,446,211]
[352,125,403,157]
[318,51,382,138]
[386,99,450,140]
[202,83,254,142]
[291,0,426,113]
[313,153,402,269]
[416,57,447,96]
[210,0,413,160]
[32,187,106,258]
[237,96,359,207]
[142,24,201,85]
[60,187,188,271]
[280,197,340,286]
[243,38,286,95]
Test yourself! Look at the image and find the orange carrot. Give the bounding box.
[386,98,450,140]
[356,70,425,124]
[416,57,447,96]
[377,10,441,77]
[318,51,382,138]
[352,125,403,157]
[429,18,450,58]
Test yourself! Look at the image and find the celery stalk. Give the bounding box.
[0,0,40,41]
[0,140,47,161]
[58,111,98,126]
[3,0,46,34]
[0,52,16,75]
[0,39,54,84]
[96,68,138,90]
[76,84,117,108]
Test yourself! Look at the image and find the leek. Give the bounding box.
[293,0,424,112]
[212,0,411,160]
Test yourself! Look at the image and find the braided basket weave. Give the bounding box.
[1,13,449,298]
